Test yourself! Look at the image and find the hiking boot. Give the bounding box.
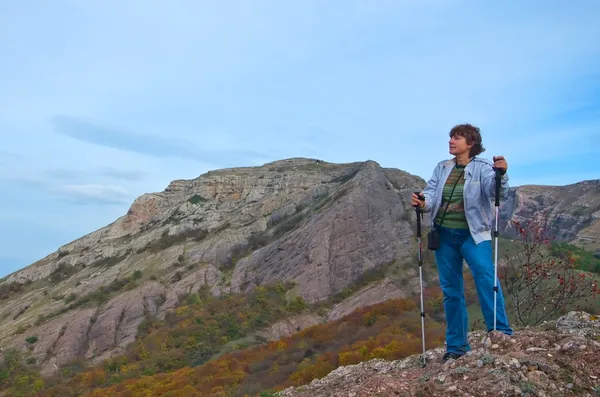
[442,352,464,362]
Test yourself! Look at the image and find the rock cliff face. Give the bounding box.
[0,158,425,375]
[500,179,600,249]
[0,157,597,379]
[278,311,600,396]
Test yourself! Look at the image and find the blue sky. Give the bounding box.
[1,1,599,278]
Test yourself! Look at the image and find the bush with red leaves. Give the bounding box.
[502,214,599,327]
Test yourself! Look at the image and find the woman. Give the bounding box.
[411,123,513,361]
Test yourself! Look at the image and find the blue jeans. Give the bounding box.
[434,225,512,355]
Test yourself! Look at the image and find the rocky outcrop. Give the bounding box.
[500,179,600,246]
[5,281,169,376]
[278,311,600,396]
[327,276,417,321]
[257,314,325,342]
[229,160,417,303]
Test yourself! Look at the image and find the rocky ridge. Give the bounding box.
[0,158,426,375]
[278,311,600,396]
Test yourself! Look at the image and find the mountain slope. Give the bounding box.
[0,158,425,376]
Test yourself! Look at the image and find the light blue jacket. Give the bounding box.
[421,156,509,244]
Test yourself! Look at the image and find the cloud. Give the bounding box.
[1,175,133,206]
[51,116,269,165]
[53,184,132,206]
[100,168,146,182]
[45,167,146,182]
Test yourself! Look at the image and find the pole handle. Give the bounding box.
[413,191,423,237]
[413,191,424,207]
[494,168,502,207]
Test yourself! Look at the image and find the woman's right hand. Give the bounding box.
[411,192,425,208]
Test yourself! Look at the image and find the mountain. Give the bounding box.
[0,158,426,376]
[500,179,600,250]
[0,157,598,384]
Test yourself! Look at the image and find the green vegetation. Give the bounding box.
[48,263,81,283]
[0,349,45,397]
[64,293,77,304]
[468,220,600,328]
[330,264,388,304]
[141,229,209,253]
[0,280,30,301]
[28,283,317,395]
[329,168,360,184]
[551,242,600,274]
[569,205,588,217]
[90,253,129,269]
[25,336,38,344]
[26,286,446,397]
[188,194,207,205]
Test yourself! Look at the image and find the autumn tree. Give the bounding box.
[502,215,599,327]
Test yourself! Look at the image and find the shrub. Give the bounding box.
[65,294,77,304]
[188,194,207,204]
[25,336,38,344]
[502,216,600,326]
[0,282,25,300]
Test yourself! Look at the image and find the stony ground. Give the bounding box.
[278,311,600,396]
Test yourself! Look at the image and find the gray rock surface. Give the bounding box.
[257,314,325,342]
[500,179,600,248]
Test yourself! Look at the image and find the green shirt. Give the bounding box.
[434,165,468,229]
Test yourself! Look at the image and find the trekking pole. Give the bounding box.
[493,168,502,331]
[413,192,426,367]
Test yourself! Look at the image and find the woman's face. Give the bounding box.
[449,133,473,156]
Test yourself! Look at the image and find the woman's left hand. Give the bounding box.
[493,156,508,173]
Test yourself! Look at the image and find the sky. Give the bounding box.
[1,0,599,278]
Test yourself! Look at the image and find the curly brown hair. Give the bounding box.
[449,123,485,157]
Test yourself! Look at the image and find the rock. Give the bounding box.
[526,347,547,352]
[554,311,600,343]
[481,336,492,348]
[279,311,600,397]
[560,336,589,354]
[528,370,550,389]
[229,161,418,303]
[508,357,521,369]
[507,351,529,359]
[257,314,324,341]
[327,277,411,321]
